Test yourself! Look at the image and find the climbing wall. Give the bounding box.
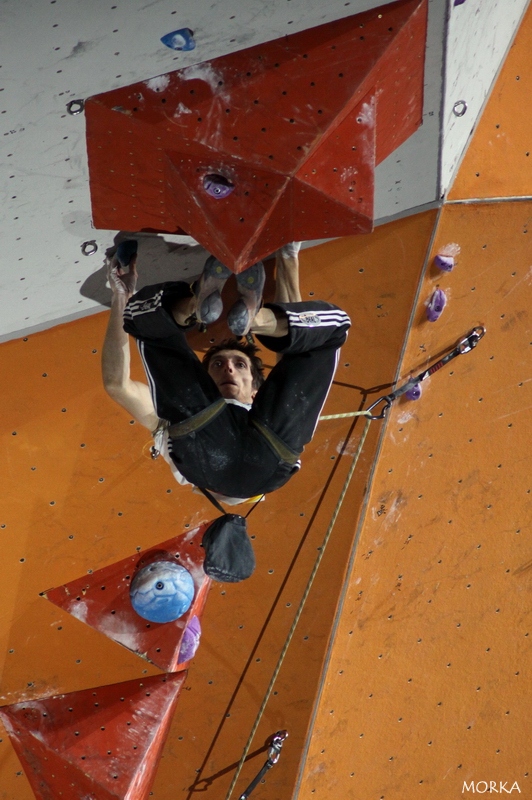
[85,0,427,271]
[297,4,532,797]
[0,212,437,798]
[2,1,532,798]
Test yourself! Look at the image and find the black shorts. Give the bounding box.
[124,282,350,497]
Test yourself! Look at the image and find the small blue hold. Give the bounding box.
[130,561,195,623]
[161,28,196,51]
[203,174,235,199]
[405,383,422,401]
[426,288,447,322]
[434,254,454,272]
[178,615,202,663]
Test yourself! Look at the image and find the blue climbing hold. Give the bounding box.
[116,239,138,268]
[426,288,447,322]
[178,615,202,663]
[203,174,235,199]
[160,28,196,51]
[434,254,455,272]
[130,561,195,623]
[405,383,422,401]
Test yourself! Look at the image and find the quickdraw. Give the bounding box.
[238,731,288,800]
[364,326,486,420]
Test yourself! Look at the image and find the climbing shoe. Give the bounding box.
[194,255,232,325]
[227,260,265,337]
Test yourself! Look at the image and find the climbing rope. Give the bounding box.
[224,416,373,800]
[320,326,486,422]
[320,410,371,420]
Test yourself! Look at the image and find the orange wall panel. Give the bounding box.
[299,201,532,799]
[449,1,532,201]
[0,213,437,799]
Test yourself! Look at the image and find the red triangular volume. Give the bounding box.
[44,525,211,673]
[0,672,186,800]
[86,0,427,271]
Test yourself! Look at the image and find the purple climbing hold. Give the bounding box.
[426,288,447,322]
[453,0,466,5]
[178,615,202,663]
[203,174,235,199]
[434,254,455,272]
[405,383,422,401]
[160,28,195,51]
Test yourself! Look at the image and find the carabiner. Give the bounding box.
[268,730,288,764]
[364,395,393,420]
[238,731,289,800]
[458,325,486,354]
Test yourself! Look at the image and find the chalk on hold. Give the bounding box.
[426,288,446,322]
[434,254,455,272]
[130,561,195,623]
[405,383,422,401]
[161,28,195,51]
[203,174,235,199]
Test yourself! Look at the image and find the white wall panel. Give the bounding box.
[374,0,445,221]
[441,0,530,195]
[1,0,521,340]
[0,0,398,340]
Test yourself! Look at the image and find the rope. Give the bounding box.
[224,416,373,800]
[319,410,372,420]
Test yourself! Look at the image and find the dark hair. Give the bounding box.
[202,338,265,390]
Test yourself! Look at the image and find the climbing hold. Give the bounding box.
[130,561,195,623]
[160,28,195,51]
[178,615,202,663]
[405,383,422,401]
[426,288,446,322]
[434,254,455,272]
[116,239,138,267]
[203,174,235,199]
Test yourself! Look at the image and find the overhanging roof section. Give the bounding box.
[86,0,427,271]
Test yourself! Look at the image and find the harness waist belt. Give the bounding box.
[167,398,227,438]
[251,418,300,466]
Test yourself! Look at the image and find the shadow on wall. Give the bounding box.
[79,232,208,307]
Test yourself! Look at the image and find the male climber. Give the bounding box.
[102,243,351,506]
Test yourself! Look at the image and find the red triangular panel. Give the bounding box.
[86,0,427,270]
[0,673,186,800]
[43,526,211,672]
[164,151,289,270]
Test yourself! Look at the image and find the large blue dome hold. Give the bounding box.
[130,561,195,623]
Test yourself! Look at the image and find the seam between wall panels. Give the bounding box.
[293,205,443,799]
[437,0,452,200]
[446,195,532,205]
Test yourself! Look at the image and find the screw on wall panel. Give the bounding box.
[453,100,467,117]
[81,240,98,256]
[67,99,85,115]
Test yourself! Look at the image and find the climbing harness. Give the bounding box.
[237,731,289,800]
[320,326,486,421]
